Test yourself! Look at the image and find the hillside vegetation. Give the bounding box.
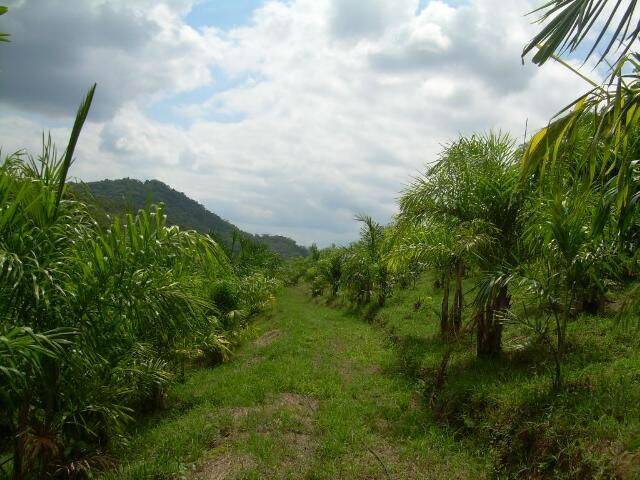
[73,178,308,258]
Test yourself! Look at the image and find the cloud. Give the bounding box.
[0,0,594,246]
[0,0,218,119]
[329,0,415,39]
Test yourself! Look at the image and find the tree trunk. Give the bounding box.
[450,260,464,335]
[440,270,451,336]
[476,285,509,358]
[579,293,605,315]
[13,398,29,480]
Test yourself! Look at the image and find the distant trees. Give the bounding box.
[76,179,308,259]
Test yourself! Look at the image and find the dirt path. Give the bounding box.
[102,287,487,479]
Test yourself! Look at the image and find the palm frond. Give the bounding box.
[523,0,640,67]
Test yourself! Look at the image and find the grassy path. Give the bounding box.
[103,287,488,479]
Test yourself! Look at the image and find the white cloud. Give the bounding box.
[0,0,595,246]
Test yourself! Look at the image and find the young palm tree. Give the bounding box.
[397,133,523,356]
[317,247,343,298]
[0,83,270,477]
[340,216,391,307]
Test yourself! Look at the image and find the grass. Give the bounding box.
[100,286,488,479]
[366,274,640,479]
[101,275,640,479]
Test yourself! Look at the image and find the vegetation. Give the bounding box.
[73,179,308,258]
[289,2,640,476]
[0,6,8,43]
[3,0,640,478]
[0,90,281,478]
[98,287,489,479]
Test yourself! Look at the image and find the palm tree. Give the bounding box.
[317,247,343,298]
[0,84,250,477]
[523,0,640,68]
[357,215,391,307]
[396,133,523,356]
[389,218,485,336]
[340,216,391,307]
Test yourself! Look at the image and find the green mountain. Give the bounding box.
[73,178,308,258]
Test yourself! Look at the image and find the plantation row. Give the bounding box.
[0,89,283,477]
[293,123,636,378]
[289,0,640,388]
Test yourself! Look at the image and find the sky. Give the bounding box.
[0,0,597,246]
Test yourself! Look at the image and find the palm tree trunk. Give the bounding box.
[476,285,509,358]
[450,260,464,334]
[378,272,387,307]
[440,269,451,335]
[378,293,386,307]
[13,394,30,480]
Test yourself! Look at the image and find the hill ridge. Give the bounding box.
[76,177,308,258]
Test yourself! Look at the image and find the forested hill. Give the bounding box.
[73,178,308,258]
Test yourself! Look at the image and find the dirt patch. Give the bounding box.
[272,392,319,432]
[329,337,345,353]
[283,431,313,449]
[196,392,319,477]
[194,452,256,480]
[277,392,319,412]
[344,441,425,480]
[226,406,257,420]
[223,392,318,419]
[597,441,640,479]
[244,354,265,366]
[282,432,315,463]
[254,330,281,347]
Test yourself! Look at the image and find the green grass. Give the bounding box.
[365,274,640,479]
[101,276,640,479]
[101,286,488,479]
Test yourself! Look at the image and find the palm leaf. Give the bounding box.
[54,83,97,213]
[523,0,640,67]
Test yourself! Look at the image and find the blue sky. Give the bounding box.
[186,0,266,30]
[184,0,470,31]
